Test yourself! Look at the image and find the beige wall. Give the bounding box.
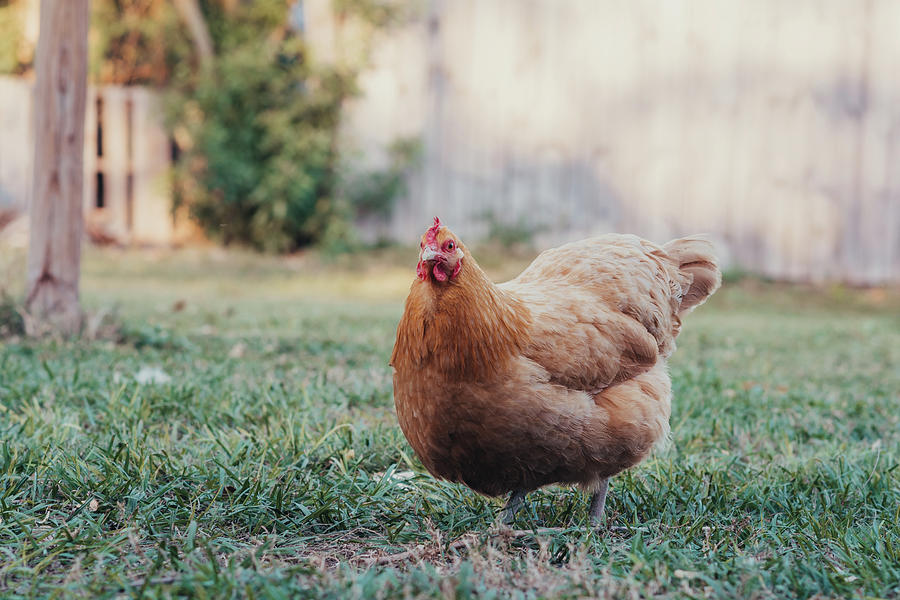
[333,0,900,284]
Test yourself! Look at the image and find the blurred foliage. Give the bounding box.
[90,0,191,85]
[167,35,352,252]
[479,210,545,250]
[1,0,188,81]
[0,0,32,75]
[343,137,422,219]
[163,0,414,253]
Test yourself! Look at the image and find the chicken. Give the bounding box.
[390,217,720,525]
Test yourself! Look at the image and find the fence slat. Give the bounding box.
[130,87,173,245]
[83,87,97,216]
[99,85,130,241]
[0,77,33,211]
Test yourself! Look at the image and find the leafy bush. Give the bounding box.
[169,38,353,252]
[166,0,411,253]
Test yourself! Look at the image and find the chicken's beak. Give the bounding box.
[421,246,439,262]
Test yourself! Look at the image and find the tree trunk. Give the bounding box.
[25,0,90,337]
[173,0,215,67]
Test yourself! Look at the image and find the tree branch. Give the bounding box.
[172,0,214,66]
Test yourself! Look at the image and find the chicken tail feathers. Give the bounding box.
[664,237,722,315]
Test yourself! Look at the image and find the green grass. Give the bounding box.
[1,247,899,598]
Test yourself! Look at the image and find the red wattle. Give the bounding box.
[433,264,448,281]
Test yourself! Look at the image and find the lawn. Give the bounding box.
[1,247,898,598]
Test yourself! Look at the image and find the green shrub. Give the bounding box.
[166,0,412,253]
[169,37,354,252]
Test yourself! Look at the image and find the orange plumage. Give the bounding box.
[391,218,721,524]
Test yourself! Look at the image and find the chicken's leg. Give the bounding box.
[500,490,527,525]
[588,478,610,525]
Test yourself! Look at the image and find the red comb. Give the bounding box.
[424,216,441,245]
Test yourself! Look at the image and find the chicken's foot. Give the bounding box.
[588,478,610,525]
[500,490,527,525]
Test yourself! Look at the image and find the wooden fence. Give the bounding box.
[0,76,174,245]
[0,78,31,215]
[331,0,900,284]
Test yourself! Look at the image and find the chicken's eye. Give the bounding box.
[444,240,455,251]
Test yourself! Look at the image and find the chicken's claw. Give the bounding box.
[500,490,527,525]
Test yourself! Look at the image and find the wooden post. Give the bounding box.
[25,0,90,336]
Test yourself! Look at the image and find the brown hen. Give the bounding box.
[391,218,720,525]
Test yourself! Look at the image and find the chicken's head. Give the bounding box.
[417,217,464,283]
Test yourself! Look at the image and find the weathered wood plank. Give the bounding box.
[0,77,33,210]
[130,87,173,245]
[99,85,131,241]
